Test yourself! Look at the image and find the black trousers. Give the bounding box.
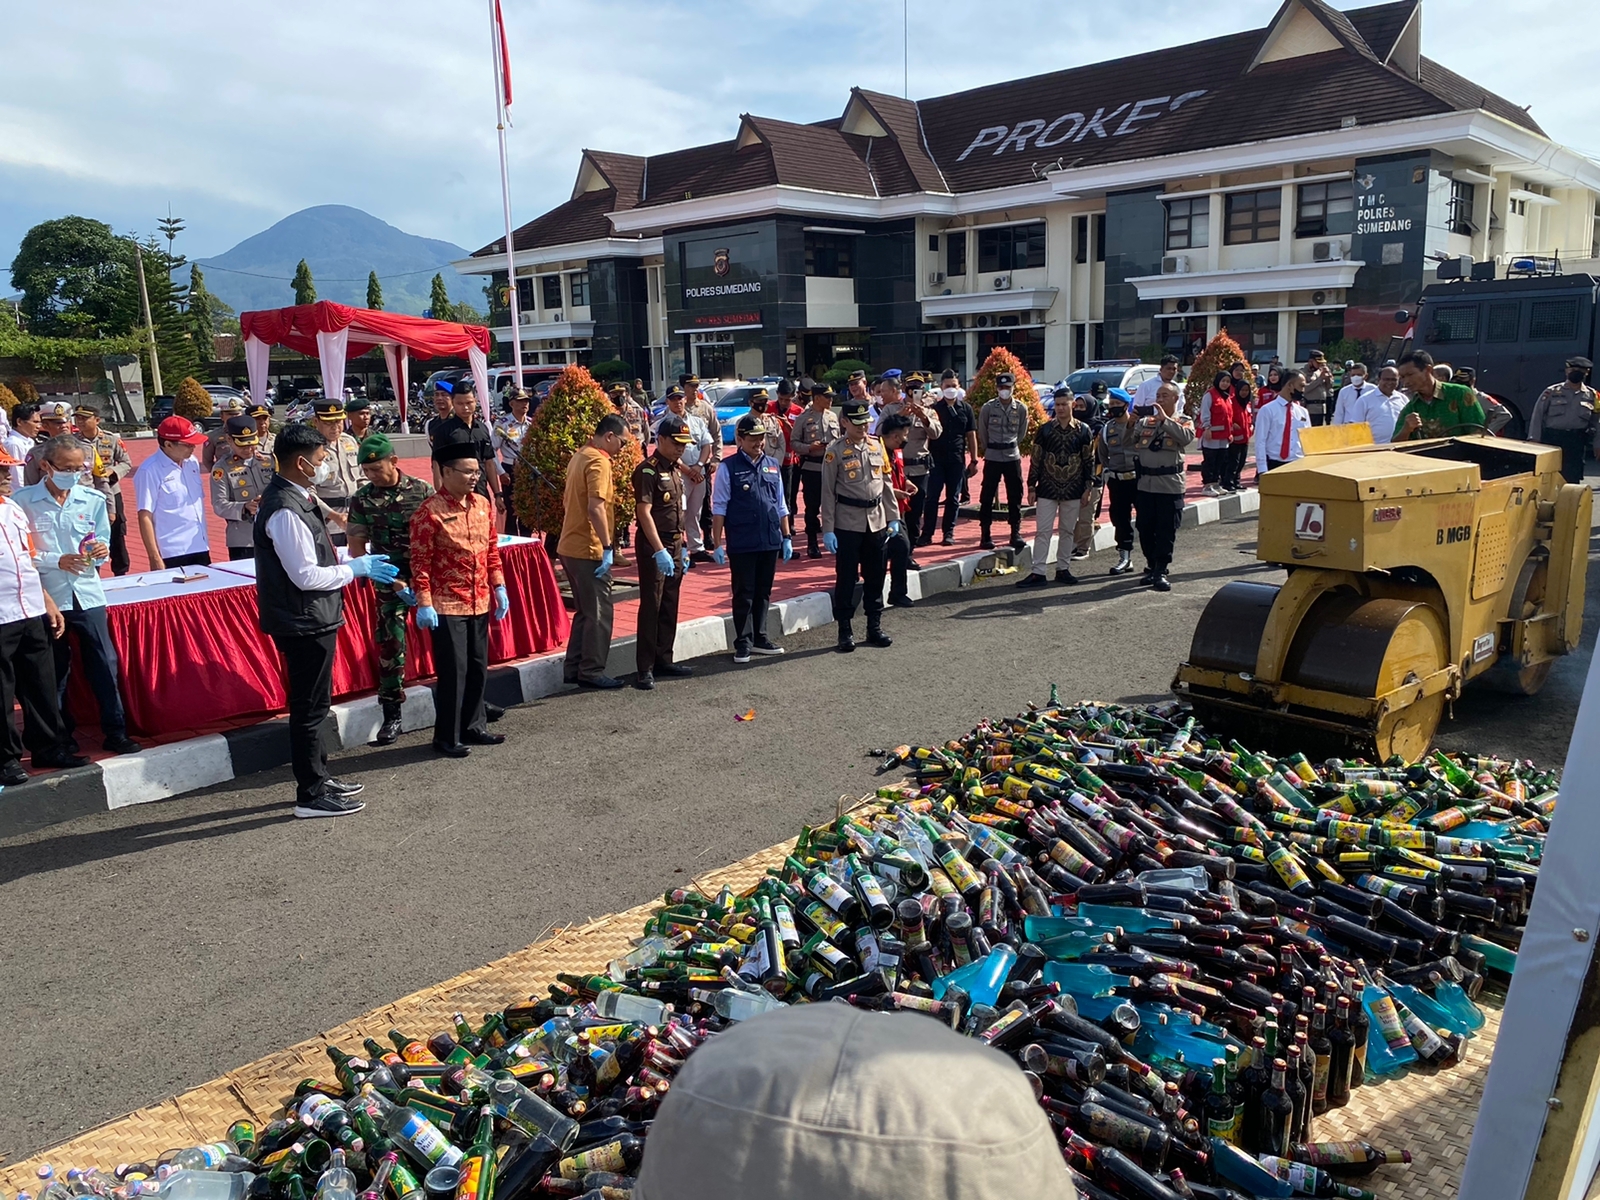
[833,528,887,626]
[1105,476,1138,553]
[1225,443,1248,489]
[432,612,490,746]
[905,470,930,542]
[109,493,130,577]
[781,462,799,515]
[979,460,1024,539]
[273,630,338,803]
[228,546,256,561]
[502,480,532,536]
[729,550,778,652]
[1134,491,1184,575]
[886,524,913,602]
[0,615,67,766]
[165,550,212,569]
[1544,430,1589,485]
[799,468,824,546]
[54,600,127,740]
[636,541,683,673]
[922,457,967,539]
[1200,445,1227,485]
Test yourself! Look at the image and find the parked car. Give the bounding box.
[1054,360,1166,399]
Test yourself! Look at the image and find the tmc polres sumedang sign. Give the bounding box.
[955,91,1208,162]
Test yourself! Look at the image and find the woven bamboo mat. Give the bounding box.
[1,832,1497,1198]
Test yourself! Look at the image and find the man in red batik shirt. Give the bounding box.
[411,438,510,758]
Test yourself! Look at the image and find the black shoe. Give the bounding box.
[484,703,505,723]
[1070,548,1090,561]
[941,531,955,546]
[655,663,694,678]
[462,729,506,746]
[432,740,471,758]
[294,787,367,819]
[0,761,27,785]
[1054,570,1079,586]
[634,672,656,690]
[866,625,893,648]
[750,640,785,656]
[837,627,856,653]
[978,537,996,550]
[324,776,365,797]
[103,735,143,755]
[1153,574,1172,592]
[32,752,89,770]
[1009,537,1027,552]
[1139,569,1155,586]
[690,551,715,565]
[889,595,916,608]
[907,558,922,572]
[914,535,933,548]
[1015,573,1048,589]
[808,545,821,559]
[373,704,404,746]
[577,675,624,690]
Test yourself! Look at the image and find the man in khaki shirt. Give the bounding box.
[821,399,898,654]
[681,373,721,549]
[878,373,941,561]
[791,380,841,557]
[557,414,627,689]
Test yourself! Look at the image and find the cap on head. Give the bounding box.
[313,400,347,422]
[841,399,871,425]
[357,433,395,464]
[995,372,1015,387]
[750,388,770,402]
[609,383,630,398]
[848,369,867,382]
[735,414,763,438]
[809,380,833,397]
[665,385,686,400]
[248,403,273,419]
[221,397,246,414]
[73,402,100,420]
[1567,356,1593,371]
[881,368,902,380]
[655,415,694,444]
[345,396,370,412]
[1089,380,1109,397]
[432,435,477,465]
[679,373,700,386]
[433,379,454,394]
[40,401,71,422]
[156,415,208,445]
[224,414,259,443]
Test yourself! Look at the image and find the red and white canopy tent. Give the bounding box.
[240,302,494,425]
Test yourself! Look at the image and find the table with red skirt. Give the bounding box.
[68,537,571,738]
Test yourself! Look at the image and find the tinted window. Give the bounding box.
[1485,302,1520,343]
[1225,189,1282,244]
[978,224,1046,273]
[1431,305,1479,343]
[946,230,967,276]
[1295,179,1354,239]
[1529,298,1579,341]
[1166,197,1209,250]
[805,233,854,278]
[540,276,562,309]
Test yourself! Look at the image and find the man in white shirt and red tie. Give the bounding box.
[1254,368,1312,473]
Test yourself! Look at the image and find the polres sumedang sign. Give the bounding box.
[956,90,1209,161]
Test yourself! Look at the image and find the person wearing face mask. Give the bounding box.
[1197,371,1234,497]
[1331,362,1378,427]
[1069,384,1108,560]
[878,373,941,555]
[1355,365,1407,444]
[1454,366,1513,436]
[1097,389,1140,575]
[1131,384,1194,592]
[134,415,212,570]
[792,379,842,557]
[1528,356,1598,483]
[1253,368,1312,472]
[209,415,276,559]
[255,421,401,818]
[921,370,976,546]
[975,371,1028,552]
[744,387,787,468]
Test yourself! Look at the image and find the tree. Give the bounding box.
[367,271,384,311]
[429,273,451,319]
[590,359,632,383]
[515,364,643,537]
[141,237,198,386]
[821,357,870,390]
[8,215,137,336]
[967,346,1050,455]
[8,379,38,405]
[1184,330,1248,411]
[173,376,212,422]
[292,259,317,306]
[0,383,20,417]
[188,265,217,353]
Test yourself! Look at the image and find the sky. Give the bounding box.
[3,0,1595,292]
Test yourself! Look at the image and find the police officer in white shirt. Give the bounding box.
[1357,366,1408,444]
[1331,363,1378,426]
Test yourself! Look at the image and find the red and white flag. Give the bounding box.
[493,0,513,115]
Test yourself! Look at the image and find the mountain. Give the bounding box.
[195,205,474,317]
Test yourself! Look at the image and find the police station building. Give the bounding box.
[454,0,1600,386]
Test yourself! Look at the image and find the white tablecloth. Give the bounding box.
[101,568,251,607]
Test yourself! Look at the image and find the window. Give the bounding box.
[946,230,967,277]
[1430,305,1479,343]
[540,275,562,310]
[805,232,854,277]
[1529,298,1579,341]
[1296,310,1345,362]
[1161,316,1208,364]
[1225,189,1282,244]
[1448,179,1476,236]
[516,278,535,315]
[928,234,939,252]
[977,224,1046,273]
[1074,216,1088,264]
[1485,302,1520,342]
[921,332,967,378]
[1295,179,1354,238]
[978,328,1044,373]
[1094,214,1106,262]
[1092,322,1105,360]
[1509,197,1527,217]
[1165,197,1210,251]
[1072,323,1086,370]
[569,270,590,307]
[1593,200,1600,258]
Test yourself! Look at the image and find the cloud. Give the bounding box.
[4,0,1595,286]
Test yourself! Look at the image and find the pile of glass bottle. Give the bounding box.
[20,698,1549,1200]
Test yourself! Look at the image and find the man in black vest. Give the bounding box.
[710,414,793,663]
[254,423,401,818]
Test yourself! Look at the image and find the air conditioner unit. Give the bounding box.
[1312,240,1344,263]
[1219,296,1247,312]
[552,311,564,322]
[927,271,946,286]
[942,317,963,330]
[975,314,992,328]
[1175,299,1192,314]
[1161,255,1190,275]
[992,274,1012,291]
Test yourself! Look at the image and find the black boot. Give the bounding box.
[808,537,821,559]
[837,621,856,653]
[373,701,404,746]
[978,527,995,550]
[866,617,893,648]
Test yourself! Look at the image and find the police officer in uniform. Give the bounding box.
[976,371,1029,551]
[822,399,898,653]
[201,397,246,472]
[879,373,941,557]
[712,413,793,664]
[347,432,435,744]
[1528,356,1598,484]
[311,397,362,545]
[210,415,275,559]
[744,388,787,465]
[1131,384,1195,592]
[72,401,134,576]
[492,388,535,535]
[1097,389,1140,576]
[632,415,695,691]
[249,402,277,461]
[792,379,841,557]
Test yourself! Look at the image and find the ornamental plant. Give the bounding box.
[0,383,17,416]
[1184,330,1247,411]
[8,379,38,405]
[966,346,1050,455]
[515,364,643,539]
[174,376,212,421]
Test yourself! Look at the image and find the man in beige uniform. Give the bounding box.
[792,380,841,558]
[878,373,941,564]
[682,373,722,550]
[209,415,275,559]
[311,398,362,546]
[1132,383,1195,592]
[821,399,898,654]
[201,397,247,472]
[745,388,787,462]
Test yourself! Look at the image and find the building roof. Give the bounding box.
[483,0,1551,255]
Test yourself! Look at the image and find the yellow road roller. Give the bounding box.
[1173,435,1591,761]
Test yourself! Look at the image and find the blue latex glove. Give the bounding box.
[492,585,509,622]
[416,605,439,630]
[680,545,691,572]
[350,553,400,585]
[887,520,902,537]
[596,548,614,577]
[823,531,839,554]
[395,587,418,607]
[713,545,726,566]
[653,548,675,577]
[781,537,793,561]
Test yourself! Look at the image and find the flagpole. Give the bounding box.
[490,0,525,389]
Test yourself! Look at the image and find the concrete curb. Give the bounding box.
[0,490,1262,833]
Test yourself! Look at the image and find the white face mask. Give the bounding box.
[941,387,960,399]
[303,456,335,486]
[997,387,1013,400]
[1350,375,1365,388]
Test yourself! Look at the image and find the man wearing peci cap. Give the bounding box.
[1529,356,1598,484]
[822,399,897,652]
[310,397,362,545]
[70,401,134,576]
[792,379,841,557]
[348,432,435,744]
[975,370,1029,552]
[209,415,276,559]
[134,415,212,570]
[712,412,793,664]
[631,415,695,691]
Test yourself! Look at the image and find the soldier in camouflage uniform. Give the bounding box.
[347,432,435,745]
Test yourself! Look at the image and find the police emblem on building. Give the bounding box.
[713,248,730,276]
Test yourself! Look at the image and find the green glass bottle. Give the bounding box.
[453,1106,495,1200]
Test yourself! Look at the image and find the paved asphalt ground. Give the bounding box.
[3,510,1597,1163]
